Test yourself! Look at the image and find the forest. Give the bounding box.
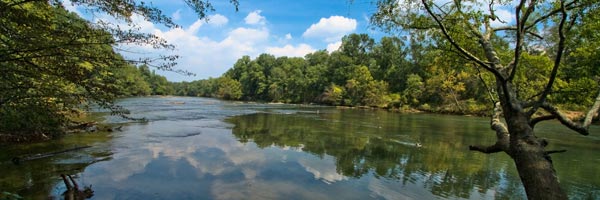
[171,32,598,115]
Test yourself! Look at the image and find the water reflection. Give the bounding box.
[227,111,530,199]
[1,97,598,199]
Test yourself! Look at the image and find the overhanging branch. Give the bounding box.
[420,0,504,81]
[528,0,569,117]
[530,115,556,127]
[469,102,510,154]
[540,102,590,135]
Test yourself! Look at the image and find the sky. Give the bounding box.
[67,0,385,82]
[65,0,517,82]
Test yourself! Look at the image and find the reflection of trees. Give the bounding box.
[228,111,526,199]
[0,134,113,199]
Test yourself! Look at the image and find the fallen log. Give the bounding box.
[12,146,92,165]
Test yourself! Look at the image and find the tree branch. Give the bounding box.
[546,149,567,154]
[530,115,556,127]
[528,0,569,117]
[524,0,580,31]
[507,0,526,82]
[583,87,600,127]
[492,27,544,39]
[469,144,504,154]
[540,102,589,135]
[420,0,504,80]
[470,102,510,154]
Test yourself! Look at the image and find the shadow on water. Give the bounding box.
[0,131,113,199]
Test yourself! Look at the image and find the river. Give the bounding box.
[1,97,598,199]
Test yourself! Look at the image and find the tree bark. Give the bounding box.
[504,107,568,199]
[510,135,567,199]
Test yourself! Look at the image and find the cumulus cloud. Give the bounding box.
[326,41,342,53]
[302,16,357,42]
[266,44,315,57]
[151,26,269,81]
[285,33,292,40]
[208,14,229,27]
[96,11,270,81]
[245,10,267,25]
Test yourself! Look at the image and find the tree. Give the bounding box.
[372,0,600,199]
[321,83,344,106]
[0,0,238,136]
[403,74,424,106]
[371,36,410,92]
[113,64,152,96]
[216,77,242,100]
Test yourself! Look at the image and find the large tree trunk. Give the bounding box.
[503,101,568,199]
[511,144,567,199]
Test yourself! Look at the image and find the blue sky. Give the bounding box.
[68,0,384,82]
[66,0,517,82]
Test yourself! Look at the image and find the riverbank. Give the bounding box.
[0,122,118,145]
[0,132,51,144]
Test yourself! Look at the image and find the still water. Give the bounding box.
[1,97,599,199]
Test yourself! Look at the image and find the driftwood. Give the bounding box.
[68,121,123,133]
[11,146,91,165]
[61,174,94,200]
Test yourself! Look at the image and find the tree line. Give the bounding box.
[171,32,597,116]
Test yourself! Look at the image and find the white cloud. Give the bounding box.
[223,27,269,47]
[62,0,82,16]
[245,10,267,25]
[302,16,357,42]
[326,41,342,53]
[172,9,182,21]
[186,20,204,34]
[152,26,269,81]
[94,11,272,81]
[266,44,315,57]
[285,33,292,40]
[208,14,229,27]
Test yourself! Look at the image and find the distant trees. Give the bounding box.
[181,33,496,111]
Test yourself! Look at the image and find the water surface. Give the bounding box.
[0,97,598,199]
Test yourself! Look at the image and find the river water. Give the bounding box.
[0,97,598,199]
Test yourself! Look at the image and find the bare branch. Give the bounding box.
[507,0,527,82]
[469,144,504,154]
[470,102,510,154]
[583,88,600,127]
[528,0,569,117]
[530,115,556,127]
[492,27,544,39]
[508,0,538,81]
[546,149,567,154]
[540,102,589,135]
[524,0,580,31]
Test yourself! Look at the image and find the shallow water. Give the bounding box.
[0,97,598,199]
